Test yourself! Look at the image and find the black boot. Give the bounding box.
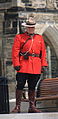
[11,89,22,113]
[28,90,41,113]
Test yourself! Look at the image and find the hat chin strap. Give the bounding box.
[27,32,34,36]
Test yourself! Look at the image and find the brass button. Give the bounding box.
[33,50,34,53]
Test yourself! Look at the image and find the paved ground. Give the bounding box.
[0,113,58,119]
[10,100,29,113]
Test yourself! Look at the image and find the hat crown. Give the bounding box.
[26,17,36,25]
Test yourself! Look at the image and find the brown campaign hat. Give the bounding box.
[22,16,36,27]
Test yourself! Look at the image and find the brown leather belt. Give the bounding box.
[20,52,40,58]
[28,53,40,57]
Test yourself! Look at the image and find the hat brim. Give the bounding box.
[21,22,36,27]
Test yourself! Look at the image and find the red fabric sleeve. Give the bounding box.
[12,35,21,66]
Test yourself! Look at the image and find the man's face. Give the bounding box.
[26,27,35,34]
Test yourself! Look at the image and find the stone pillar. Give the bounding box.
[47,45,52,78]
[17,19,20,34]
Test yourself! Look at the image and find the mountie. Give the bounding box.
[11,14,48,113]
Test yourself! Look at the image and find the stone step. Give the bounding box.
[0,113,58,119]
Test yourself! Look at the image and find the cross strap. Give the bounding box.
[20,37,31,51]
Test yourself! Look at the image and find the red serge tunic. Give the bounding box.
[12,32,48,74]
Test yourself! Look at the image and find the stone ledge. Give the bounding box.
[0,113,58,119]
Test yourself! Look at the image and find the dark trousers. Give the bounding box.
[16,73,40,90]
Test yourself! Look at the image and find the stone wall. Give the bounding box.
[0,0,58,81]
[0,0,58,112]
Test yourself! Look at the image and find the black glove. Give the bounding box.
[14,66,20,71]
[41,66,48,75]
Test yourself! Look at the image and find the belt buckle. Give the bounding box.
[32,53,35,57]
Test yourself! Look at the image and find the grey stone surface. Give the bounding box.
[10,101,29,113]
[0,113,58,119]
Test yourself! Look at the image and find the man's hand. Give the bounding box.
[14,66,20,71]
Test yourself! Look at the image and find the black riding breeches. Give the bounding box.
[16,73,40,90]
